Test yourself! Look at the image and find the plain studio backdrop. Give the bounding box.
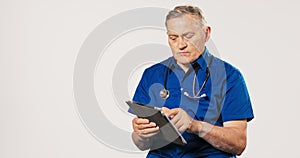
[1,0,300,157]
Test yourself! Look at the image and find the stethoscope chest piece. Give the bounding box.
[160,88,170,100]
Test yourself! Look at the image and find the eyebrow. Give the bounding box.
[182,32,195,36]
[168,34,178,37]
[167,31,194,36]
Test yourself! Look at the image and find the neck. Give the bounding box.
[177,62,190,73]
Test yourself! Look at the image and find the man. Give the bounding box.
[130,5,254,158]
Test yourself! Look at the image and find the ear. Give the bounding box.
[204,26,211,42]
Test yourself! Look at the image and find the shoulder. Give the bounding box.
[143,57,172,75]
[210,56,244,83]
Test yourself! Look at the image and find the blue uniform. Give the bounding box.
[131,48,254,158]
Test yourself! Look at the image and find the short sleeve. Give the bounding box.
[128,69,151,114]
[221,69,254,122]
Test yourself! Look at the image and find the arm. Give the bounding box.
[131,118,159,150]
[189,119,247,155]
[164,107,247,155]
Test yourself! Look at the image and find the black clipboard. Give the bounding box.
[126,101,187,146]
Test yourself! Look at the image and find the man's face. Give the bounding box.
[166,14,210,66]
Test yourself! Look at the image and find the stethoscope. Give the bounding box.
[160,55,213,100]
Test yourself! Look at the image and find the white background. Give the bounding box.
[1,0,300,157]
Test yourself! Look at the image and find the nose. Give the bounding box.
[178,37,187,50]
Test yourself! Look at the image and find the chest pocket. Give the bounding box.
[164,88,181,109]
[179,93,210,121]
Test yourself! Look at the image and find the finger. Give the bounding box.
[137,126,159,137]
[139,127,160,138]
[178,124,189,133]
[168,108,180,118]
[133,121,156,131]
[136,122,157,130]
[140,130,160,138]
[132,118,143,126]
[132,118,150,128]
[170,114,180,126]
[142,126,160,134]
[162,107,170,116]
[132,118,139,130]
[173,118,184,130]
[175,116,191,133]
[134,118,150,124]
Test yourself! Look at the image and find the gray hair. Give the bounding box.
[165,5,207,27]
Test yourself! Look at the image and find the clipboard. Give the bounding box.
[126,101,187,146]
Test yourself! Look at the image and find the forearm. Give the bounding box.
[190,120,247,155]
[131,132,152,151]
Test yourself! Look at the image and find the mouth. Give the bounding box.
[177,52,190,56]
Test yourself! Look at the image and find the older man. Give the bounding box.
[130,5,254,158]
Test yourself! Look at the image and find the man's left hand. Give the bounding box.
[162,107,193,133]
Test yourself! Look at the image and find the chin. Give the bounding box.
[176,60,191,65]
[176,56,191,63]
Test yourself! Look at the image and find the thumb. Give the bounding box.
[164,108,179,118]
[162,107,171,117]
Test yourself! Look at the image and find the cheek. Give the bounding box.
[189,38,204,49]
[188,42,199,50]
[168,41,177,50]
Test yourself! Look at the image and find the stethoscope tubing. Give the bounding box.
[160,55,213,100]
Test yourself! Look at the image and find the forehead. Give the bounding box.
[166,14,202,34]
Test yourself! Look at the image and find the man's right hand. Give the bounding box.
[131,118,160,150]
[132,118,159,138]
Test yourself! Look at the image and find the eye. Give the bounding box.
[169,35,177,41]
[184,33,194,39]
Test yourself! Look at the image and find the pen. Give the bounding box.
[154,107,162,111]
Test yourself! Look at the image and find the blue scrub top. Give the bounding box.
[131,48,254,158]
